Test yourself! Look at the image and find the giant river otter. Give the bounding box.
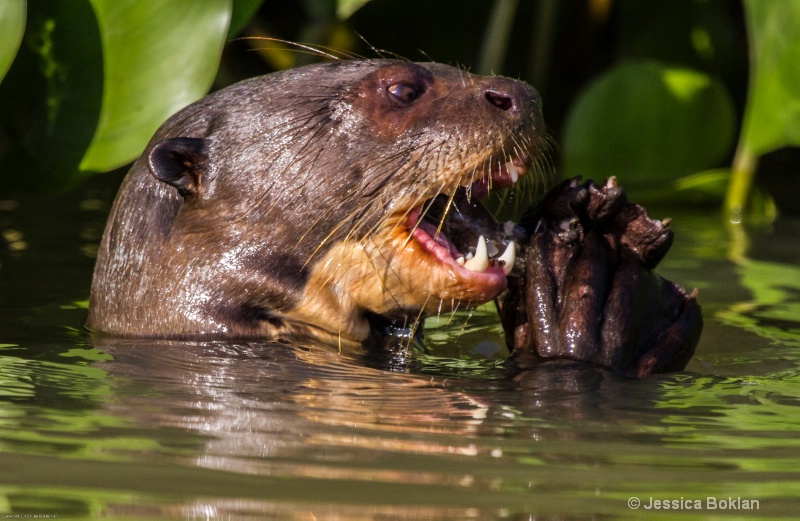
[89,60,544,345]
[88,59,701,374]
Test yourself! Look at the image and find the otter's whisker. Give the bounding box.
[241,37,346,61]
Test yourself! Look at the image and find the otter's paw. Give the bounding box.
[499,176,702,377]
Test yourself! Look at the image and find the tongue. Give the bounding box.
[416,219,462,259]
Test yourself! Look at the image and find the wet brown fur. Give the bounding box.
[88,59,546,346]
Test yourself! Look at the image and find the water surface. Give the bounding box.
[1,176,798,519]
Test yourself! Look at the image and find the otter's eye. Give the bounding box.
[387,83,422,103]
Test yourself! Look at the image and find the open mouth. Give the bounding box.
[404,156,529,293]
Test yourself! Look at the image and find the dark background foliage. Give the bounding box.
[1,0,798,219]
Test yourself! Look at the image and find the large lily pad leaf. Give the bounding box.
[0,0,26,83]
[739,0,800,158]
[725,1,800,218]
[562,61,736,191]
[0,0,235,191]
[80,0,232,172]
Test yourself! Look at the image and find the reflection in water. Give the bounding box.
[2,177,800,517]
[86,339,644,518]
[81,337,799,518]
[0,321,798,517]
[98,340,499,471]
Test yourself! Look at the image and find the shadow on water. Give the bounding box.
[2,177,800,518]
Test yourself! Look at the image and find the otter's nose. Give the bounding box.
[485,90,514,111]
[482,79,541,115]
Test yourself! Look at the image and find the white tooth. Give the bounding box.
[506,161,520,184]
[498,241,516,275]
[456,256,465,266]
[465,252,474,260]
[463,236,489,272]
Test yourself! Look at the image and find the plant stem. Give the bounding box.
[527,0,559,95]
[477,0,519,76]
[724,145,757,224]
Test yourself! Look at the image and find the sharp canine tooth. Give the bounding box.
[499,241,516,276]
[506,161,520,184]
[463,236,489,272]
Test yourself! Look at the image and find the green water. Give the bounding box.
[1,175,799,519]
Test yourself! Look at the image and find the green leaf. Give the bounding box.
[0,0,26,83]
[630,168,731,206]
[229,0,264,38]
[739,0,800,157]
[80,0,232,172]
[337,0,371,19]
[0,1,240,190]
[0,1,104,191]
[725,1,800,219]
[562,61,736,189]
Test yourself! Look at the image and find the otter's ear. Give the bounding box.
[148,137,208,197]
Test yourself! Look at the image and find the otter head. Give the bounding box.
[88,59,545,346]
